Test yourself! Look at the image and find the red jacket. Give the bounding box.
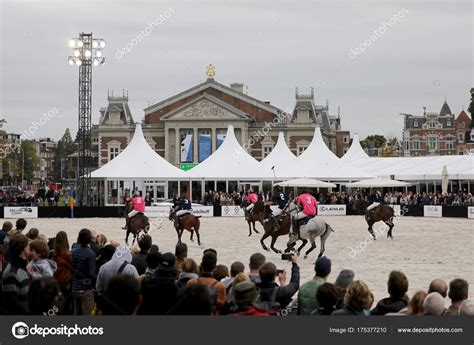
[229,306,271,316]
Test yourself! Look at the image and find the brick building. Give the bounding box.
[92,69,350,167]
[401,101,472,156]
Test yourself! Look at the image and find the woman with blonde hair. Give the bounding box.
[220,273,250,315]
[332,280,374,315]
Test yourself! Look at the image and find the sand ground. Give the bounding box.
[21,215,474,302]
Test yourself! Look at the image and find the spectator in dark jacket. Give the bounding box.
[97,274,142,315]
[445,278,469,316]
[334,269,355,309]
[0,221,13,246]
[141,252,178,315]
[71,229,96,315]
[332,280,374,316]
[371,271,408,315]
[2,234,30,314]
[131,235,152,275]
[256,255,299,309]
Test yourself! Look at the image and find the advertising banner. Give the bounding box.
[4,207,38,219]
[317,205,346,216]
[221,205,245,217]
[424,205,442,218]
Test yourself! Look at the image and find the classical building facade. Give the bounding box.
[401,101,473,156]
[93,70,349,168]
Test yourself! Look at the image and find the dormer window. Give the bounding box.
[447,120,451,127]
[429,117,437,128]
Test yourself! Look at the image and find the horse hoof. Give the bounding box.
[190,239,194,242]
[254,230,259,234]
[303,255,308,260]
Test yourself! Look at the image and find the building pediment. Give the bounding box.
[161,93,251,121]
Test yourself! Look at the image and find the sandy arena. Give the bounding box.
[22,215,474,302]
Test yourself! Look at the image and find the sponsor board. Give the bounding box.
[144,206,170,218]
[191,206,213,217]
[468,207,474,219]
[4,207,38,219]
[221,205,244,217]
[318,205,346,216]
[424,205,442,218]
[145,206,213,218]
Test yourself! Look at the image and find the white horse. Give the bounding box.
[284,201,334,259]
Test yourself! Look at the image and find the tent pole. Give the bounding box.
[201,180,205,202]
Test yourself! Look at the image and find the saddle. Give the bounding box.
[298,215,315,227]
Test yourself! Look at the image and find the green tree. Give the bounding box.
[468,88,474,128]
[53,129,77,180]
[360,135,387,149]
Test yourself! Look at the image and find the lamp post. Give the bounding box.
[68,33,105,206]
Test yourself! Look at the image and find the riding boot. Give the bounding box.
[291,218,298,236]
[244,209,250,221]
[124,217,130,230]
[174,215,180,228]
[271,216,280,230]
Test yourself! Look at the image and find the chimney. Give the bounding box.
[230,83,245,94]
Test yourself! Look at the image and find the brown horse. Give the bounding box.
[124,202,150,245]
[169,208,202,246]
[240,200,264,236]
[365,204,395,240]
[259,204,291,253]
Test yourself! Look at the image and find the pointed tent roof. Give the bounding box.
[297,128,374,179]
[187,125,273,179]
[91,123,187,179]
[341,134,370,163]
[260,132,299,178]
[439,100,452,116]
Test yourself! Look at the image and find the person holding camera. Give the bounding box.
[255,254,299,311]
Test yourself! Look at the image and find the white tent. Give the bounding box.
[91,123,187,179]
[340,133,370,163]
[275,178,337,188]
[297,128,374,180]
[346,177,411,188]
[259,132,299,178]
[187,125,273,179]
[342,136,474,181]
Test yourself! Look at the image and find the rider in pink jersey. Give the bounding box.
[128,191,146,218]
[292,189,318,235]
[244,189,259,220]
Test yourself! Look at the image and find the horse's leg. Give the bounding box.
[304,238,317,259]
[247,221,252,237]
[125,229,130,245]
[368,221,376,240]
[270,235,281,254]
[177,228,183,244]
[318,236,327,258]
[296,239,308,256]
[385,220,394,239]
[189,228,194,242]
[252,220,259,234]
[194,220,201,246]
[260,231,270,252]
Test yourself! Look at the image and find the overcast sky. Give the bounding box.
[0,0,472,141]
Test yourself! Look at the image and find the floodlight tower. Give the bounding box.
[68,33,105,206]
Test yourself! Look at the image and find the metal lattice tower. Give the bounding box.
[68,33,105,206]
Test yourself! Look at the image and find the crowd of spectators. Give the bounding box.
[0,219,472,316]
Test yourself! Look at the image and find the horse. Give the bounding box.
[259,204,292,253]
[365,204,395,240]
[284,202,334,259]
[169,207,202,246]
[124,202,150,245]
[240,200,264,236]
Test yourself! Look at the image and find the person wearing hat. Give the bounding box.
[292,188,317,236]
[266,185,289,230]
[126,191,145,229]
[140,252,178,315]
[298,256,331,315]
[228,281,270,316]
[334,269,355,309]
[244,189,258,221]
